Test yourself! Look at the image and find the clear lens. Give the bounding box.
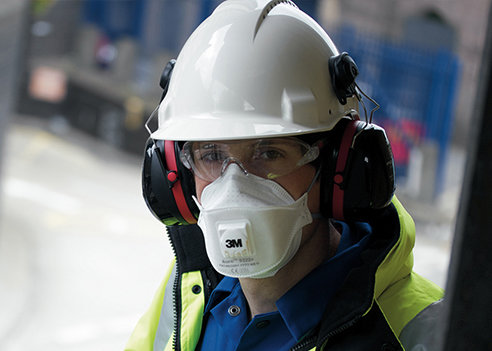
[180,138,319,181]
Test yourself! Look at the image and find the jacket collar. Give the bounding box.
[315,200,404,345]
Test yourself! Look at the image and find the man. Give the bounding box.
[126,1,443,350]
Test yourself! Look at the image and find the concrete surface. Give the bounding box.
[0,116,172,351]
[0,116,463,350]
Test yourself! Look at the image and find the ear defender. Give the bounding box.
[320,52,395,221]
[319,118,396,221]
[142,138,199,226]
[141,58,199,226]
[159,59,176,102]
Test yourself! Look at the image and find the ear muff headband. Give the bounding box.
[164,140,197,224]
[332,120,359,220]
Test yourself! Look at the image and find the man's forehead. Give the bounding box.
[192,137,302,145]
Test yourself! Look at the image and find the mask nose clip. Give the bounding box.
[221,158,249,176]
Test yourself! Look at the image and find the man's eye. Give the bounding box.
[256,149,284,161]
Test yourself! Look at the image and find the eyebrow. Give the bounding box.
[198,138,297,150]
[198,143,223,150]
[256,138,295,146]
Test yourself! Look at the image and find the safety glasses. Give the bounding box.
[180,137,320,181]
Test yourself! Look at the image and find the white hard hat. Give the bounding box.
[152,0,359,141]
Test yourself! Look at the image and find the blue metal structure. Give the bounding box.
[81,0,319,49]
[83,0,146,40]
[333,25,461,195]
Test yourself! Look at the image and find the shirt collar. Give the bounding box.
[204,275,239,315]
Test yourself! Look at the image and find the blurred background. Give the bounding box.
[0,0,490,350]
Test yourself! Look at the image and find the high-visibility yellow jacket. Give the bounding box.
[126,197,444,351]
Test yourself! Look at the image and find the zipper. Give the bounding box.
[201,267,221,304]
[201,270,213,303]
[289,315,363,351]
[290,335,317,351]
[319,316,363,350]
[167,227,182,351]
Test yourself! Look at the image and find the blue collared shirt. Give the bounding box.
[197,221,372,351]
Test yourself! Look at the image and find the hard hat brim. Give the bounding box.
[151,113,336,141]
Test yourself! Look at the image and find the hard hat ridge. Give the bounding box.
[253,0,298,39]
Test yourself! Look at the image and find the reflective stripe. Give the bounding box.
[154,265,177,351]
[125,260,175,351]
[163,333,174,351]
[153,269,205,351]
[399,299,444,351]
[378,271,444,337]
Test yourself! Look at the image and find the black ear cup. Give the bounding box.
[320,118,395,221]
[142,138,199,226]
[159,59,176,102]
[329,52,359,105]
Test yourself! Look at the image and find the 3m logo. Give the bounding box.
[225,239,243,248]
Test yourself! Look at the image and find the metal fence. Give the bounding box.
[333,25,461,197]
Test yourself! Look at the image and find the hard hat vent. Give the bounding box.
[254,0,298,38]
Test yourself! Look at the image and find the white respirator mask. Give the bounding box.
[194,163,316,279]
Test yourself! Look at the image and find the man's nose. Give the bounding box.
[221,158,249,176]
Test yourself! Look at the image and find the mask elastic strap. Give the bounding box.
[306,165,323,219]
[306,163,322,194]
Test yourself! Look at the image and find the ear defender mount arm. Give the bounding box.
[329,52,359,105]
[159,59,176,102]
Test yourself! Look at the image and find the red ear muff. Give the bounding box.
[332,120,359,220]
[320,118,396,221]
[142,138,198,226]
[163,140,197,224]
